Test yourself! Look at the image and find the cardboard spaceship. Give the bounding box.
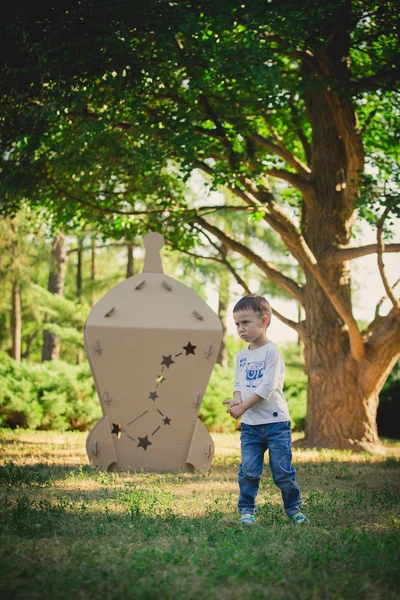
[85,232,222,472]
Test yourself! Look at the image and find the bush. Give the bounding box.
[0,352,100,431]
[200,364,237,432]
[281,343,307,432]
[377,359,400,439]
[0,341,308,434]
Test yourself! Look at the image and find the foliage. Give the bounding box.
[0,339,308,433]
[377,360,400,439]
[1,1,399,234]
[0,430,399,599]
[200,364,237,433]
[0,352,100,430]
[1,1,399,449]
[280,343,308,432]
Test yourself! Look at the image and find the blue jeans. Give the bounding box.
[238,421,302,517]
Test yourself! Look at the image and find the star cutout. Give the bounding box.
[137,435,152,451]
[156,375,166,384]
[163,416,171,426]
[149,391,159,401]
[111,423,122,437]
[161,355,175,369]
[183,342,197,355]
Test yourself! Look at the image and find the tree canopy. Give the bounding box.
[1,0,400,450]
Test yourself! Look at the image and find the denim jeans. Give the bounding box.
[238,421,302,517]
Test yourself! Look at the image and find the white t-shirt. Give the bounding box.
[234,342,291,425]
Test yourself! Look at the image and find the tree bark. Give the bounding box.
[11,281,21,363]
[76,236,83,303]
[42,232,67,361]
[127,244,134,278]
[91,236,97,307]
[216,243,230,367]
[301,81,383,450]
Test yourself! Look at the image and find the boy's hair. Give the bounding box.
[233,294,272,324]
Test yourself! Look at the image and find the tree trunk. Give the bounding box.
[91,236,97,307]
[76,236,83,303]
[42,232,67,361]
[127,244,134,278]
[217,244,230,367]
[11,281,21,362]
[301,83,388,451]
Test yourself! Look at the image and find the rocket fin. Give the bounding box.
[86,416,118,471]
[185,418,214,472]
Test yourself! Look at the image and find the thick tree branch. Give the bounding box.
[288,98,312,165]
[375,278,400,318]
[171,232,305,335]
[195,216,304,304]
[249,189,365,359]
[323,89,364,207]
[260,110,312,176]
[360,307,400,396]
[327,243,400,263]
[265,168,311,194]
[196,162,365,359]
[250,132,311,177]
[270,309,306,336]
[377,208,400,317]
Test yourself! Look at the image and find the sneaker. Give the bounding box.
[239,513,255,525]
[290,511,308,524]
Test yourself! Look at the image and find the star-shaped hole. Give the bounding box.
[111,423,122,439]
[137,435,152,451]
[163,416,171,426]
[156,375,166,384]
[148,391,159,401]
[161,355,175,369]
[183,342,197,355]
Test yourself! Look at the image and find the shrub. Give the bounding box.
[200,364,237,432]
[377,359,400,439]
[0,341,309,434]
[0,352,100,431]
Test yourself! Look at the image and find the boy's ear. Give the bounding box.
[263,314,270,327]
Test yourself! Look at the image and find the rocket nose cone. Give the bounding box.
[143,232,165,274]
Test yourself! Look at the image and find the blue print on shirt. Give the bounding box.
[244,360,265,389]
[239,356,247,369]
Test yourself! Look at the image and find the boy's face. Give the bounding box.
[233,309,269,344]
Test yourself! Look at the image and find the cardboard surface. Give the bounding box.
[85,233,222,471]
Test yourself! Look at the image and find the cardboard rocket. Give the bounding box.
[85,232,222,472]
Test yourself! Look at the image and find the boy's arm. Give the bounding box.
[229,392,262,418]
[223,356,243,408]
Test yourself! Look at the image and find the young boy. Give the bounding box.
[223,294,307,525]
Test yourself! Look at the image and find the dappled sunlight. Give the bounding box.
[1,429,399,599]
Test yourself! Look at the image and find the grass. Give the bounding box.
[0,430,399,600]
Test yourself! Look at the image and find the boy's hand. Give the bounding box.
[228,403,245,419]
[222,398,242,409]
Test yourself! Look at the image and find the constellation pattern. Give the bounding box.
[110,341,197,451]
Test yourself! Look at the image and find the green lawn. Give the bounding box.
[1,429,399,600]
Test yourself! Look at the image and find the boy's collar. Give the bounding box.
[248,340,271,350]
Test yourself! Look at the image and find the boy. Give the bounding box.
[223,294,307,525]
